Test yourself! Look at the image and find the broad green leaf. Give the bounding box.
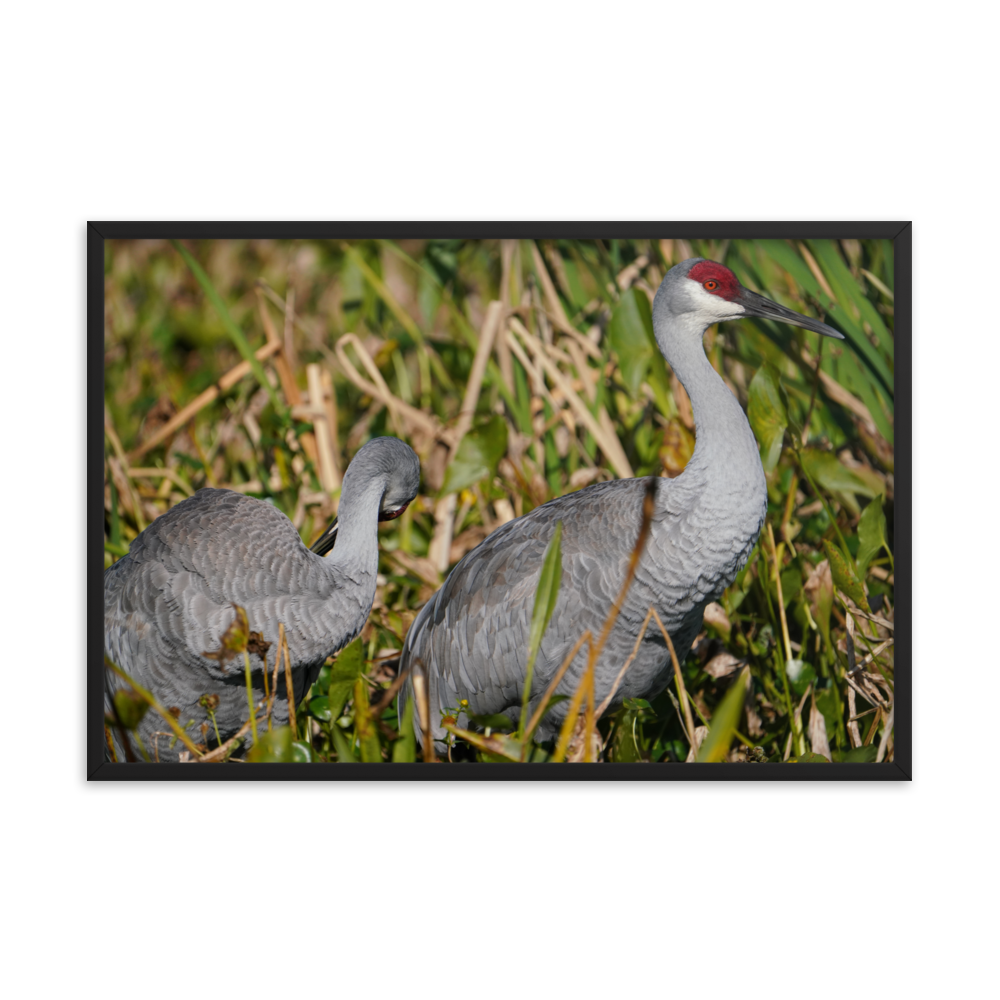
[800,448,879,513]
[785,752,831,763]
[608,288,672,415]
[747,363,788,472]
[441,415,508,494]
[833,744,878,763]
[292,741,314,763]
[844,460,889,499]
[330,637,364,680]
[822,540,870,612]
[609,287,654,395]
[856,495,889,578]
[696,667,749,762]
[330,725,356,762]
[308,697,332,722]
[247,725,294,762]
[392,697,416,762]
[625,698,652,710]
[313,663,332,695]
[752,240,824,303]
[327,637,366,720]
[519,522,563,740]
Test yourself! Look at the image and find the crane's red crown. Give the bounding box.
[687,261,741,301]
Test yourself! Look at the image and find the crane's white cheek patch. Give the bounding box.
[689,282,745,320]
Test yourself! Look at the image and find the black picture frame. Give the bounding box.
[86,221,913,781]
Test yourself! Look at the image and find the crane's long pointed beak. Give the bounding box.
[309,517,338,557]
[738,288,844,339]
[378,500,411,523]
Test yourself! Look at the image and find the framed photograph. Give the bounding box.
[90,223,909,780]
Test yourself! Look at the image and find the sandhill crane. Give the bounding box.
[105,436,420,761]
[400,258,844,751]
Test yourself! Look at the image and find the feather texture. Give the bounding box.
[104,437,419,761]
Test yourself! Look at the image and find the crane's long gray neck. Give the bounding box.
[325,473,387,589]
[655,312,761,486]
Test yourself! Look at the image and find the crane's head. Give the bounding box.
[374,437,421,521]
[309,437,420,556]
[654,258,844,340]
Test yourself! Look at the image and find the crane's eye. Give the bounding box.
[704,280,718,290]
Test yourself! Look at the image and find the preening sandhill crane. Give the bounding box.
[400,259,844,749]
[104,436,420,761]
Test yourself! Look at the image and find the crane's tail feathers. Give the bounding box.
[309,518,338,556]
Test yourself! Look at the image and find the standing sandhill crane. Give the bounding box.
[400,258,844,750]
[105,436,420,761]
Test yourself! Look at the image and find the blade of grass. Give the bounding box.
[280,623,297,740]
[244,650,258,745]
[354,678,382,762]
[807,240,893,373]
[392,697,417,762]
[695,666,751,762]
[518,522,564,750]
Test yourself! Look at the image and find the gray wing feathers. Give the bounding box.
[104,489,367,760]
[405,480,655,737]
[403,475,764,744]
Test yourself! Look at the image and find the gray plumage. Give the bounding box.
[400,258,844,747]
[104,436,420,761]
